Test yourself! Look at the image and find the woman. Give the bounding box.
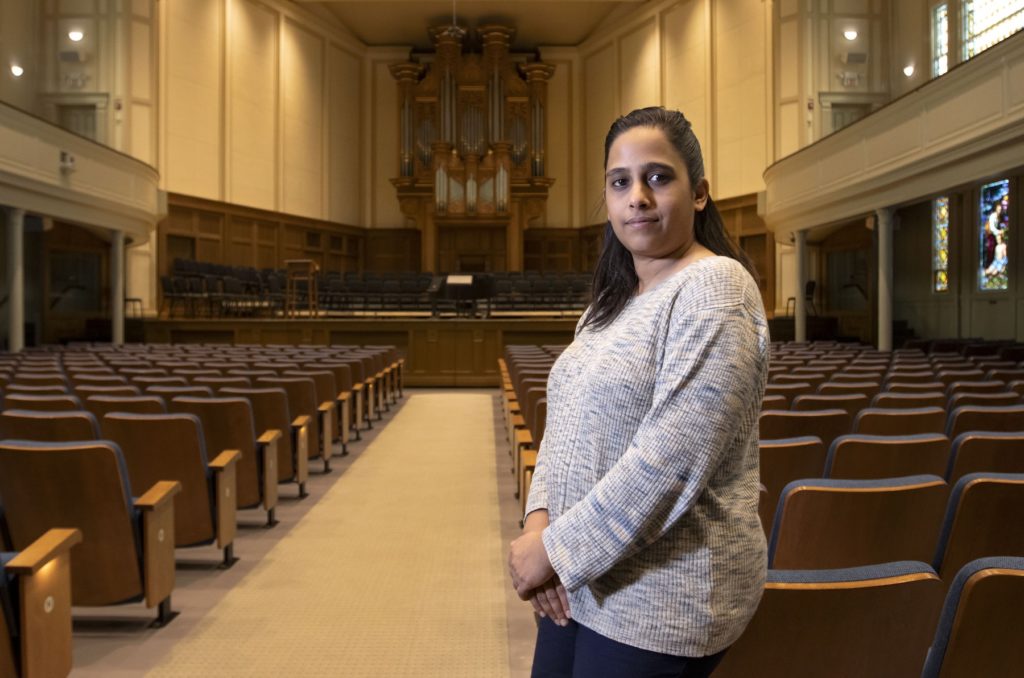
[508,106,769,677]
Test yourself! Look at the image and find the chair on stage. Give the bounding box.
[767,475,948,569]
[100,413,239,567]
[922,557,1024,678]
[0,528,81,678]
[713,561,944,678]
[0,440,181,626]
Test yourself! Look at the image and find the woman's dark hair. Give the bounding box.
[582,106,758,332]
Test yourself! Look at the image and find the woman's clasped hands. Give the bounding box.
[508,511,571,626]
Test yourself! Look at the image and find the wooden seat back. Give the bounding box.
[0,409,100,442]
[256,377,319,460]
[826,433,951,479]
[84,395,167,420]
[759,436,826,523]
[946,431,1024,484]
[220,387,293,482]
[760,409,852,451]
[946,404,1024,439]
[1,394,82,412]
[871,391,946,410]
[853,406,947,436]
[933,474,1024,580]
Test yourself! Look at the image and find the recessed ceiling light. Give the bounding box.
[68,30,84,42]
[843,30,858,41]
[903,65,915,77]
[10,65,24,77]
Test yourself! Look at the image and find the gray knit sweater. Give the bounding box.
[525,256,769,657]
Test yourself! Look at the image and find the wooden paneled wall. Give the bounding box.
[365,229,421,272]
[523,229,580,272]
[160,194,364,277]
[437,224,508,273]
[718,195,776,315]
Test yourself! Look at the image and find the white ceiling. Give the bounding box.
[294,1,646,51]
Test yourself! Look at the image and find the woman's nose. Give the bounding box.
[628,183,651,209]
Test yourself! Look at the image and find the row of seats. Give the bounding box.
[499,341,1024,676]
[0,342,405,677]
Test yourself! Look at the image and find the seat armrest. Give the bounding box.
[292,414,311,429]
[291,415,310,483]
[257,429,282,446]
[6,528,82,575]
[209,448,241,471]
[135,480,182,511]
[256,429,281,511]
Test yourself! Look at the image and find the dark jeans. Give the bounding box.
[531,617,727,678]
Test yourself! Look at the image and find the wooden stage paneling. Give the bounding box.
[142,317,579,387]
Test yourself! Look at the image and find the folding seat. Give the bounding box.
[194,375,252,390]
[937,369,987,386]
[0,409,100,442]
[759,436,826,516]
[829,371,881,384]
[987,367,1024,383]
[256,376,330,473]
[169,396,280,527]
[946,431,1024,484]
[304,362,354,453]
[0,394,82,412]
[826,433,951,479]
[145,384,215,399]
[68,372,125,386]
[791,393,869,418]
[220,387,309,498]
[946,379,1009,396]
[101,413,239,566]
[5,383,68,396]
[871,391,946,409]
[853,406,946,436]
[882,370,937,384]
[760,409,852,451]
[713,561,943,678]
[767,475,948,569]
[0,528,81,677]
[117,367,168,378]
[763,382,814,407]
[74,383,143,400]
[171,368,221,383]
[921,557,1024,677]
[817,380,881,399]
[0,440,180,625]
[283,369,338,460]
[773,373,828,389]
[947,391,1020,409]
[9,373,68,388]
[886,381,947,394]
[931,473,1024,581]
[945,404,1024,439]
[84,394,166,420]
[761,394,788,410]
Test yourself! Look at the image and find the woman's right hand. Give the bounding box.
[521,510,571,625]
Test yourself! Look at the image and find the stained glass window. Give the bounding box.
[978,179,1010,291]
[933,197,950,292]
[962,1,1024,61]
[934,4,950,76]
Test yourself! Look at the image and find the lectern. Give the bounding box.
[284,259,319,318]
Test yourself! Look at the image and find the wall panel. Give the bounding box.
[328,46,362,224]
[583,44,617,223]
[619,18,660,114]
[545,59,573,228]
[282,20,323,218]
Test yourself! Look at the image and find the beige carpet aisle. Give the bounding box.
[146,393,510,677]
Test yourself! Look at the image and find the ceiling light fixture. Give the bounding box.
[843,29,858,41]
[10,65,24,77]
[903,64,915,77]
[68,30,84,42]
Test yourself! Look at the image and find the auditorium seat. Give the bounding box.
[871,391,946,409]
[886,381,947,394]
[84,394,167,419]
[145,385,215,400]
[768,475,948,569]
[946,431,1024,484]
[0,440,181,625]
[762,394,788,410]
[256,376,330,473]
[816,381,881,399]
[100,413,240,567]
[1,394,82,412]
[193,376,252,390]
[853,406,947,436]
[0,409,100,442]
[220,386,309,498]
[74,384,142,399]
[713,561,943,678]
[308,362,354,453]
[932,473,1024,581]
[284,369,339,459]
[945,404,1024,439]
[826,434,951,480]
[760,409,852,451]
[0,528,81,678]
[921,557,1024,677]
[791,393,869,418]
[169,396,280,527]
[945,379,1009,396]
[759,437,826,515]
[947,391,1021,409]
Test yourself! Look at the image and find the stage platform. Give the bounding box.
[142,316,579,387]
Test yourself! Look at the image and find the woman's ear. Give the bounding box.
[693,178,710,212]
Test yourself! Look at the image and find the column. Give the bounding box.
[5,208,25,352]
[876,207,894,351]
[794,229,807,343]
[111,229,125,345]
[519,62,555,177]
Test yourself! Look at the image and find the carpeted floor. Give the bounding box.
[140,392,512,677]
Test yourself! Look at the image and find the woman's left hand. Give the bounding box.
[508,529,555,599]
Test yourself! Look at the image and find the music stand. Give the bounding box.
[284,259,320,318]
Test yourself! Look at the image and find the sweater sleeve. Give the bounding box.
[523,441,549,517]
[542,302,763,592]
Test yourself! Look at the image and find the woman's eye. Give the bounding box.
[610,177,628,189]
[649,173,670,184]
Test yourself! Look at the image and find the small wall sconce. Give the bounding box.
[10,64,24,77]
[903,64,915,77]
[843,29,858,41]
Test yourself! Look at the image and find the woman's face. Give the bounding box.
[605,126,708,262]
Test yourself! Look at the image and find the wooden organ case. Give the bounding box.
[390,25,555,273]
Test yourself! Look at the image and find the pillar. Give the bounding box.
[876,207,894,351]
[111,229,125,344]
[794,229,807,343]
[5,207,25,352]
